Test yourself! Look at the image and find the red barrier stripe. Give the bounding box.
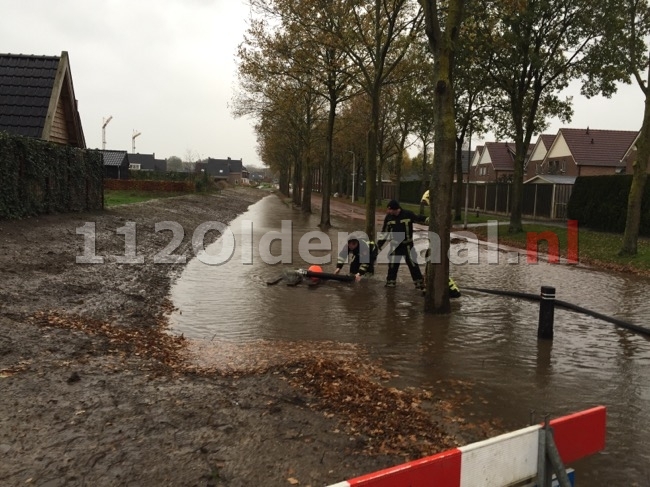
[348,448,462,487]
[549,405,606,465]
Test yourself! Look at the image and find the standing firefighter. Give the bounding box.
[377,200,427,289]
[334,234,378,282]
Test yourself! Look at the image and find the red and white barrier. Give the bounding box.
[328,406,606,487]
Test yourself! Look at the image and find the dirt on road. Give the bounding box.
[0,188,488,487]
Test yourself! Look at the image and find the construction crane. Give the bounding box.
[102,115,113,150]
[132,130,141,153]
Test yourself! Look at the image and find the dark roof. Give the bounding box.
[559,128,639,166]
[197,158,246,177]
[483,142,516,171]
[539,134,555,149]
[127,153,167,171]
[0,53,60,138]
[524,175,577,185]
[127,153,155,165]
[99,150,129,166]
[0,52,85,147]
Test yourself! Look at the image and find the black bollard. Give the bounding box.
[538,286,556,340]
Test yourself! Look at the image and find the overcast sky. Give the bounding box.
[2,1,645,165]
[2,0,258,165]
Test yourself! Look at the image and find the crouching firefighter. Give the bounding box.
[334,234,378,282]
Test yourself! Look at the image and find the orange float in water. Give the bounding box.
[307,265,323,283]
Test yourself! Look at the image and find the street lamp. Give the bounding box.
[347,150,356,203]
[102,115,113,150]
[463,124,473,230]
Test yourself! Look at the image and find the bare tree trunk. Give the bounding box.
[302,155,313,213]
[292,154,302,206]
[620,77,650,255]
[320,98,337,229]
[454,137,464,221]
[509,145,525,233]
[365,91,380,240]
[421,0,465,314]
[419,143,429,215]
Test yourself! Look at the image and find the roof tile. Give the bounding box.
[0,53,60,138]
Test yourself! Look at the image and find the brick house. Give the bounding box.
[524,134,555,180]
[539,128,639,176]
[127,153,167,172]
[473,142,525,182]
[196,157,249,185]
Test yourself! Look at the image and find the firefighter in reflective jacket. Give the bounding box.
[377,200,427,289]
[334,235,378,282]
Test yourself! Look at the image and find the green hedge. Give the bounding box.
[398,180,429,204]
[567,175,650,235]
[0,132,103,219]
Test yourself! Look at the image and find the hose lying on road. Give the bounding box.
[465,286,650,338]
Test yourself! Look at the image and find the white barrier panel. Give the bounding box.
[327,406,605,487]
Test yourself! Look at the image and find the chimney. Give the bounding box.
[591,138,594,144]
[586,126,590,134]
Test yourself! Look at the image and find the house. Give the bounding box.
[620,132,650,174]
[196,157,249,185]
[452,149,475,182]
[525,134,556,179]
[473,142,516,182]
[468,145,484,181]
[127,153,167,172]
[538,128,639,176]
[99,150,129,179]
[0,51,85,147]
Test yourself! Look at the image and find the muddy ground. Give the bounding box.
[0,188,489,487]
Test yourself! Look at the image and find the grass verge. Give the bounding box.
[104,189,185,207]
[471,222,650,276]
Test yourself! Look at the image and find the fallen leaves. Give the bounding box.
[0,360,31,378]
[26,309,496,462]
[30,311,187,373]
[279,357,459,459]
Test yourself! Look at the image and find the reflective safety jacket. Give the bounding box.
[336,238,378,275]
[377,208,427,248]
[449,277,461,298]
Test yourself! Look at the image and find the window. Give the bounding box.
[130,163,141,170]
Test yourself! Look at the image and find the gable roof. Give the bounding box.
[127,153,156,165]
[0,51,85,147]
[524,175,577,185]
[127,153,167,171]
[483,142,516,171]
[98,150,129,167]
[525,134,556,170]
[539,134,555,150]
[196,158,247,177]
[558,128,639,166]
[470,145,484,167]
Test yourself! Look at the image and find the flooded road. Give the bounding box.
[170,194,650,486]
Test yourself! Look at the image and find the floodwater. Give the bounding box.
[170,194,650,486]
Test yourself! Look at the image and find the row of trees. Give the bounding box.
[232,0,650,313]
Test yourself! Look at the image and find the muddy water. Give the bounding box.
[170,195,650,486]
